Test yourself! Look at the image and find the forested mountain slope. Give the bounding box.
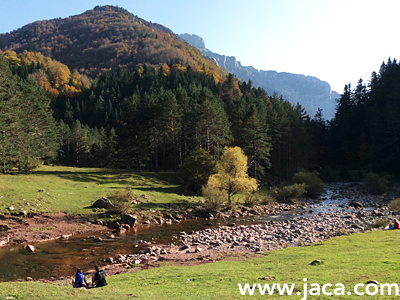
[0,6,226,82]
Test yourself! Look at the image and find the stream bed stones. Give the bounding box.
[174,182,393,254]
[95,183,396,270]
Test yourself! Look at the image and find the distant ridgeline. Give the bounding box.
[180,34,340,120]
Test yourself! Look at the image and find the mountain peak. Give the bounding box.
[92,5,173,34]
[179,33,206,49]
[180,33,338,120]
[93,5,130,15]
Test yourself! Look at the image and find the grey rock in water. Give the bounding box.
[121,214,137,226]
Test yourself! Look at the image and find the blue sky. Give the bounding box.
[0,0,399,92]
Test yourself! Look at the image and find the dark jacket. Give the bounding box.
[94,270,107,287]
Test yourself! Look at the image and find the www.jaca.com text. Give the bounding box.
[238,278,399,298]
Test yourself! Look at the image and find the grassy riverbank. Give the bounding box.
[0,165,272,220]
[1,230,399,299]
[0,165,194,215]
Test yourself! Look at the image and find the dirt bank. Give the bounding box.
[0,212,104,247]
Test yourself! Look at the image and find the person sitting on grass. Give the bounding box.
[389,218,400,229]
[73,269,87,288]
[92,266,107,287]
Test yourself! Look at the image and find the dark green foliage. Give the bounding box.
[327,58,400,176]
[273,183,307,202]
[319,166,341,182]
[266,93,315,181]
[292,170,326,198]
[229,91,271,180]
[180,148,217,195]
[16,77,58,173]
[104,127,118,168]
[0,54,58,173]
[364,172,387,195]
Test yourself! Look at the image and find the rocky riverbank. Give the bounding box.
[103,201,302,229]
[93,182,396,271]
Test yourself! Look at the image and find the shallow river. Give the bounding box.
[0,186,363,282]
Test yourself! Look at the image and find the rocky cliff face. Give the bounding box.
[180,33,339,120]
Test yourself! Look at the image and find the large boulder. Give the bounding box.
[121,214,137,226]
[92,197,113,209]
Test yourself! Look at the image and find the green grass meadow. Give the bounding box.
[1,230,400,299]
[0,165,195,215]
[0,165,266,217]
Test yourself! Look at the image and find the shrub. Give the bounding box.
[202,186,227,211]
[20,157,41,174]
[107,188,134,215]
[293,170,326,198]
[389,198,400,211]
[244,193,260,207]
[273,183,307,202]
[372,217,390,228]
[260,195,276,205]
[364,172,387,195]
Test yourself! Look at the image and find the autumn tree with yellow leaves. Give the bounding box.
[206,146,258,206]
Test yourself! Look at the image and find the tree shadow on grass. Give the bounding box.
[102,186,182,196]
[31,169,179,187]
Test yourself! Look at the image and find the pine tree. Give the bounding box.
[0,54,58,173]
[0,54,19,172]
[104,127,117,168]
[16,77,58,172]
